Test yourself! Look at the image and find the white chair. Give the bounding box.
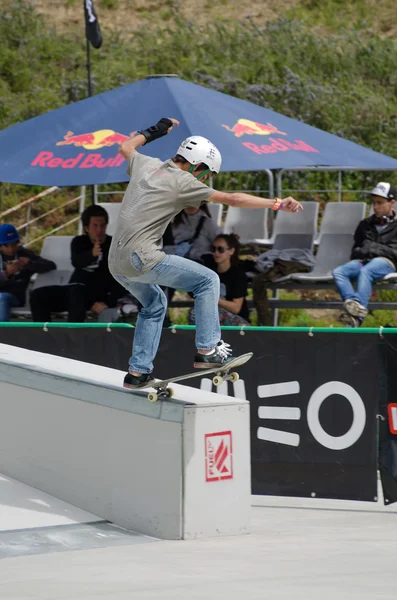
[40,235,74,271]
[291,202,367,283]
[11,236,74,319]
[223,207,269,245]
[10,271,72,319]
[32,270,72,290]
[97,202,121,236]
[207,203,223,226]
[315,202,367,245]
[269,201,319,250]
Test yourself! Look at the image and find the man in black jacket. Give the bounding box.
[333,182,397,327]
[30,205,125,322]
[0,224,56,321]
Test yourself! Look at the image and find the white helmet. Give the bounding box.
[177,136,222,174]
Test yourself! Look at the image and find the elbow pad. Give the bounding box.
[138,118,173,145]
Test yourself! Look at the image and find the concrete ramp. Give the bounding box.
[0,473,154,558]
[0,343,250,540]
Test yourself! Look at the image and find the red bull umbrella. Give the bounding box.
[0,75,397,186]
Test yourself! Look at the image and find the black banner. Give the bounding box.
[84,0,102,49]
[0,327,380,502]
[155,330,379,502]
[377,334,397,505]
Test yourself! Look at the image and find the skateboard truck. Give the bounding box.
[212,369,239,387]
[147,387,174,403]
[147,368,240,402]
[140,353,253,403]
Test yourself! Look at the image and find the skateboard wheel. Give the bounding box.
[147,392,158,403]
[213,375,223,386]
[230,372,239,383]
[167,388,174,398]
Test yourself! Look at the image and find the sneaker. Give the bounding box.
[339,312,361,328]
[193,340,234,369]
[123,372,155,389]
[344,299,368,318]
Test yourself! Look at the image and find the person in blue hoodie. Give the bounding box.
[0,224,56,322]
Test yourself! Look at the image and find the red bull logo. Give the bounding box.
[222,118,319,156]
[222,119,286,138]
[56,129,133,150]
[31,129,133,170]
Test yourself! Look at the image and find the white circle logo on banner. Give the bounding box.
[307,382,366,450]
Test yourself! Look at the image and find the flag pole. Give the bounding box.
[86,37,92,98]
[85,36,95,203]
[84,0,102,204]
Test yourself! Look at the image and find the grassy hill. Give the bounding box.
[27,0,397,37]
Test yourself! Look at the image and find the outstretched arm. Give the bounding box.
[208,190,303,213]
[119,118,180,160]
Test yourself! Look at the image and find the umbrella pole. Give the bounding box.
[86,38,95,204]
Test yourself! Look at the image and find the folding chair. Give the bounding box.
[291,202,367,282]
[97,202,121,236]
[223,207,269,245]
[207,202,223,227]
[40,235,74,271]
[270,201,319,251]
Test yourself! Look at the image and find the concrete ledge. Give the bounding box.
[0,344,250,540]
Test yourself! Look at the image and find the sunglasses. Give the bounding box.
[211,245,230,253]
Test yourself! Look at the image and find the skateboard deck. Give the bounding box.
[140,352,253,402]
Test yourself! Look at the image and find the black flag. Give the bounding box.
[84,0,103,49]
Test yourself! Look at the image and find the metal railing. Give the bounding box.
[0,186,86,246]
[0,172,378,251]
[276,167,395,202]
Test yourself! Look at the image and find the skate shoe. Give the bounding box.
[339,312,361,328]
[123,372,155,389]
[344,299,368,318]
[193,340,235,369]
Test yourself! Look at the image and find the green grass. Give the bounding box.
[287,0,396,35]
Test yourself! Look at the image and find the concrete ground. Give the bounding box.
[0,474,396,600]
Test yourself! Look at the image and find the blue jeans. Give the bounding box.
[114,253,220,373]
[0,292,20,322]
[333,258,395,307]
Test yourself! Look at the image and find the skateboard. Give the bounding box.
[141,352,253,402]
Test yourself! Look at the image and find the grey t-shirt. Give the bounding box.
[108,153,214,277]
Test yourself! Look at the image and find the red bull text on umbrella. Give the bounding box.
[30,130,133,170]
[222,119,318,156]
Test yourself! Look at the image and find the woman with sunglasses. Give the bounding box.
[188,234,250,327]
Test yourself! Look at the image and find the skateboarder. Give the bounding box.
[108,117,303,388]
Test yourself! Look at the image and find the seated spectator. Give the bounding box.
[166,204,221,263]
[30,205,125,322]
[0,224,56,322]
[333,182,397,327]
[188,233,250,326]
[162,204,221,325]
